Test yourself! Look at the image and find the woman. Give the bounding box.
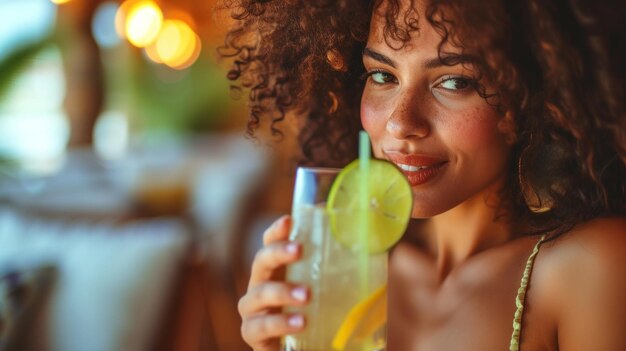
[221,0,626,349]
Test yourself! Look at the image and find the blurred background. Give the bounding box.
[0,0,297,350]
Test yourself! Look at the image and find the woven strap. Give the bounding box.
[509,234,547,351]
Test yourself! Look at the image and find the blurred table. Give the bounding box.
[0,133,270,351]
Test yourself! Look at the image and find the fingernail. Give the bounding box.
[271,218,282,229]
[285,242,298,254]
[276,215,287,227]
[288,314,304,328]
[291,287,307,302]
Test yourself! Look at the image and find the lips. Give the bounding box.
[385,154,448,186]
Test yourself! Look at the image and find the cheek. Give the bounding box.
[360,103,378,134]
[360,93,389,157]
[447,107,507,152]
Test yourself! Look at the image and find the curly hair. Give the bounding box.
[219,0,626,236]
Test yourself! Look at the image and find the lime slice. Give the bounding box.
[326,159,413,253]
[331,284,387,350]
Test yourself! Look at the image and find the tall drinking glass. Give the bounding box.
[283,167,387,351]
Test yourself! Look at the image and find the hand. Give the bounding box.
[238,215,309,351]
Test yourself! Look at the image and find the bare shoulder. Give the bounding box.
[535,217,626,350]
[570,216,626,244]
[538,216,626,285]
[543,216,626,265]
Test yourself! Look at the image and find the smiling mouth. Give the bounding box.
[396,163,433,172]
[383,152,448,186]
[383,154,447,186]
[396,162,447,186]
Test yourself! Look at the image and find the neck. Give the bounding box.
[408,182,517,281]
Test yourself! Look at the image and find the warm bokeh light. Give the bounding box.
[150,19,201,70]
[115,1,203,70]
[114,0,133,39]
[144,42,163,64]
[123,0,163,47]
[170,32,201,70]
[50,0,71,4]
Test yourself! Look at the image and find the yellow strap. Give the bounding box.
[509,234,547,351]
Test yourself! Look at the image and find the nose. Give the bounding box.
[386,94,430,140]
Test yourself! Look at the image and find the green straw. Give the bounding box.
[358,131,370,298]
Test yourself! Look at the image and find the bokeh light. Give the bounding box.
[114,0,133,39]
[94,110,129,161]
[125,1,162,47]
[92,2,121,49]
[144,42,163,64]
[114,1,202,70]
[50,0,71,4]
[151,19,201,70]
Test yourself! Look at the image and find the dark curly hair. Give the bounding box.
[219,0,626,236]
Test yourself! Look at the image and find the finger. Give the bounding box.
[249,241,302,288]
[263,215,291,246]
[238,282,309,317]
[241,313,306,348]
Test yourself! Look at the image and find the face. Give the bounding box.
[361,0,512,217]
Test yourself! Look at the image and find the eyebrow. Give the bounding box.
[363,47,476,70]
[363,48,397,67]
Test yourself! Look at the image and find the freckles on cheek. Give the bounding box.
[452,108,504,149]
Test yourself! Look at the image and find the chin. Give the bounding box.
[410,203,447,219]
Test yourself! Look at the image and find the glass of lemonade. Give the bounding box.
[283,167,388,351]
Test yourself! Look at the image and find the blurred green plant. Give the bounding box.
[127,52,240,135]
[0,156,17,169]
[0,35,54,102]
[100,43,245,139]
[0,36,55,171]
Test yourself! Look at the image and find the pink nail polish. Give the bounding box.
[285,242,298,254]
[288,315,304,328]
[291,287,307,301]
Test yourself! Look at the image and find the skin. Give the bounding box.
[238,1,626,350]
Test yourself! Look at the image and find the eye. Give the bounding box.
[437,76,474,91]
[366,70,397,85]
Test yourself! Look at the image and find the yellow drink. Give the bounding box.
[283,203,387,351]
